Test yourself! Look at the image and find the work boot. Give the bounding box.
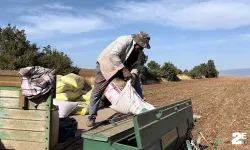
[86,117,95,127]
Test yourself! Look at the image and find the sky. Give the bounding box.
[1,0,250,71]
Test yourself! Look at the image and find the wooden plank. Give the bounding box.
[0,81,21,87]
[0,76,22,82]
[0,89,20,98]
[0,140,45,150]
[0,119,45,131]
[0,108,46,120]
[0,97,46,110]
[0,70,20,76]
[0,97,19,108]
[29,100,47,110]
[19,90,27,107]
[0,87,20,90]
[0,129,45,142]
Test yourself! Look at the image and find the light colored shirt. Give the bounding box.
[97,35,141,80]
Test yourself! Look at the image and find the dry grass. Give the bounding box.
[177,74,192,80]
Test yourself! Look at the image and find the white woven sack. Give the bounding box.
[110,80,155,115]
[53,100,78,118]
[104,82,121,104]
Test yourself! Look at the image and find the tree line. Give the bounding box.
[0,24,219,81]
[139,52,219,82]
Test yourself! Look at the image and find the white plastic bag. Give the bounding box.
[104,82,121,104]
[53,100,78,118]
[110,80,155,115]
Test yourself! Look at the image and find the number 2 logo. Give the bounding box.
[232,133,242,144]
[232,132,247,145]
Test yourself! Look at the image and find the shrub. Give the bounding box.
[206,60,219,78]
[161,62,180,81]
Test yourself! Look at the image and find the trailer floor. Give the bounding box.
[72,107,118,136]
[53,107,118,150]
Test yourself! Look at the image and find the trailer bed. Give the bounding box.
[53,107,118,150]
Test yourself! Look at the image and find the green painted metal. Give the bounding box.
[156,110,162,119]
[82,99,194,150]
[133,115,142,149]
[112,143,138,150]
[45,94,53,150]
[83,139,112,150]
[83,138,138,150]
[45,76,56,150]
[82,117,134,142]
[0,87,21,90]
[186,140,193,150]
[133,99,194,149]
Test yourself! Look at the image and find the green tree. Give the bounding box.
[199,63,208,77]
[0,24,80,75]
[161,62,180,81]
[0,24,39,70]
[189,65,203,79]
[147,60,162,77]
[206,60,219,78]
[183,69,189,75]
[37,45,80,75]
[147,61,160,70]
[176,69,183,74]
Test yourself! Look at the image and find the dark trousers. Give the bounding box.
[88,62,144,119]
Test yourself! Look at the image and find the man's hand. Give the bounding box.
[122,67,132,81]
[131,73,137,86]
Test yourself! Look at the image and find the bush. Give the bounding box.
[161,62,180,81]
[188,66,202,79]
[176,69,183,74]
[188,60,219,79]
[206,60,219,78]
[183,69,189,75]
[147,61,161,70]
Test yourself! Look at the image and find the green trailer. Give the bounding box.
[82,99,194,150]
[0,70,195,150]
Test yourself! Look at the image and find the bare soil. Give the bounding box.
[79,68,250,149]
[144,76,250,150]
[79,68,96,77]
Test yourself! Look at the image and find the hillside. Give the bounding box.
[219,68,250,76]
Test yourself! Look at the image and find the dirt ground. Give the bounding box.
[144,76,250,150]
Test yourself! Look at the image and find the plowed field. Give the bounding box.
[144,76,250,150]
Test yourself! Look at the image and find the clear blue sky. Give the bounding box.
[2,0,250,71]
